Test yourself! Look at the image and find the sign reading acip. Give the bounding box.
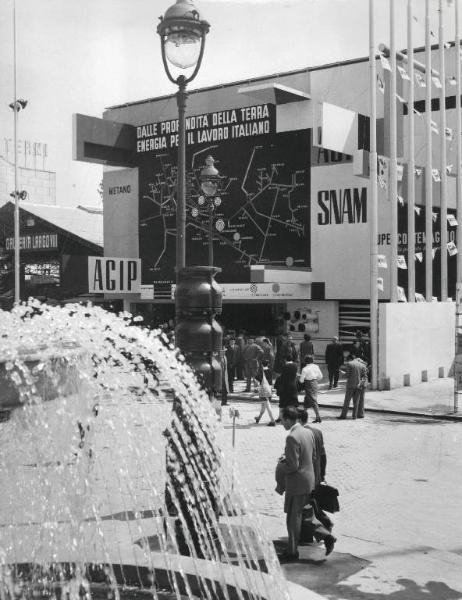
[136,104,272,153]
[88,257,141,293]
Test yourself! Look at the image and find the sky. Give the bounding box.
[0,0,456,208]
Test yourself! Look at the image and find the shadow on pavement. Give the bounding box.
[317,579,462,600]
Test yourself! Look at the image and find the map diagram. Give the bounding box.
[139,130,309,283]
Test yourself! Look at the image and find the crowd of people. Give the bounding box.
[218,329,370,560]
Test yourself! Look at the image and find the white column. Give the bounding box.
[369,0,379,389]
[425,0,434,301]
[407,0,416,302]
[439,0,448,300]
[389,0,398,302]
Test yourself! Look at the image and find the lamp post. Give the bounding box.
[157,0,210,280]
[199,155,221,266]
[8,99,28,305]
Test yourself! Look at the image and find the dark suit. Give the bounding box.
[325,341,344,388]
[279,423,316,554]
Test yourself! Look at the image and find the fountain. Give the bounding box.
[0,300,298,600]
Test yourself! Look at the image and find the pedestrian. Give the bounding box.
[219,347,229,406]
[225,338,238,393]
[276,406,336,560]
[299,355,323,423]
[325,335,344,389]
[351,330,367,361]
[242,337,264,392]
[337,349,368,419]
[254,359,276,426]
[299,334,314,368]
[274,360,299,422]
[261,337,275,369]
[235,330,246,380]
[280,333,299,364]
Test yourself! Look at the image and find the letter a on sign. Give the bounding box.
[88,257,141,293]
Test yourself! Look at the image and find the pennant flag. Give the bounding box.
[397,255,407,269]
[397,195,404,206]
[414,206,421,215]
[377,74,385,94]
[414,167,423,177]
[432,168,441,182]
[449,76,457,86]
[380,54,392,71]
[378,155,389,190]
[431,122,440,135]
[377,277,384,291]
[432,76,442,89]
[447,241,458,256]
[432,247,438,258]
[378,254,388,268]
[396,93,405,104]
[446,164,453,174]
[397,65,410,80]
[415,292,425,302]
[415,252,423,262]
[415,73,426,87]
[397,286,407,302]
[444,41,452,49]
[397,164,404,181]
[445,127,454,141]
[447,214,458,226]
[432,211,438,222]
[413,108,423,118]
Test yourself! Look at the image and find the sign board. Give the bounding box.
[140,284,154,300]
[138,103,310,285]
[88,257,141,293]
[6,233,58,252]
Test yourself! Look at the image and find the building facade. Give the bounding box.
[74,45,459,373]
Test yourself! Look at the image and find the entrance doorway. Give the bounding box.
[218,303,284,338]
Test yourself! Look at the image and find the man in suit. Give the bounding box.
[324,336,344,389]
[278,406,336,559]
[337,349,368,419]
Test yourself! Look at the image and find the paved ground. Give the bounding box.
[219,395,462,599]
[228,376,462,420]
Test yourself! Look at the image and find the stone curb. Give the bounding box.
[227,393,462,421]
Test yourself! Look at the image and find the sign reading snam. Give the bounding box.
[88,257,141,293]
[317,187,367,225]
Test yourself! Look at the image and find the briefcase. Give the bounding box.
[312,483,340,513]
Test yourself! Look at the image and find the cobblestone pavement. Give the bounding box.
[220,400,462,600]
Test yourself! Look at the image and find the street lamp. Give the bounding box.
[157,0,210,277]
[9,98,28,305]
[199,155,221,266]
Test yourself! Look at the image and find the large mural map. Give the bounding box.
[137,103,310,284]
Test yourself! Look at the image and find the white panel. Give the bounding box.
[310,163,375,299]
[103,168,139,258]
[88,257,141,293]
[317,103,357,154]
[276,101,314,132]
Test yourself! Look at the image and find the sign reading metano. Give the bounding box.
[136,104,273,152]
[6,234,58,251]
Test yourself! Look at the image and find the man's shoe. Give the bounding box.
[336,416,347,420]
[275,418,282,424]
[267,421,276,427]
[357,415,364,419]
[254,416,260,424]
[279,551,299,562]
[313,418,322,423]
[324,535,337,556]
[328,385,332,390]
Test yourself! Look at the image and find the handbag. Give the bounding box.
[312,483,340,513]
[259,371,272,398]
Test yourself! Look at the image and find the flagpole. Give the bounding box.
[369,0,378,389]
[425,0,434,301]
[389,0,398,302]
[456,0,462,284]
[407,0,416,302]
[439,0,448,301]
